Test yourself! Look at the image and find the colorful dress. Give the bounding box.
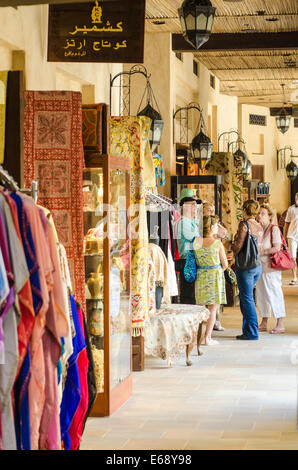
[194,239,226,306]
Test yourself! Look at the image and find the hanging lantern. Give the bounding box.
[138,103,164,152]
[275,84,291,134]
[286,160,298,181]
[233,148,248,169]
[242,158,252,179]
[191,128,213,169]
[138,76,164,152]
[178,0,216,50]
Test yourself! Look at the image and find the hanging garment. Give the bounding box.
[0,209,18,450]
[60,295,86,450]
[68,305,89,450]
[79,311,97,445]
[167,246,178,297]
[39,218,69,450]
[1,192,35,377]
[23,91,85,310]
[110,116,151,333]
[148,243,170,304]
[0,72,8,165]
[152,153,166,188]
[9,192,42,450]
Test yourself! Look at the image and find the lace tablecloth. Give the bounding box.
[144,304,210,363]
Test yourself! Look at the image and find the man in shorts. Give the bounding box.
[284,192,298,285]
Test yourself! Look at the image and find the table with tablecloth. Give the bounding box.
[144,304,210,365]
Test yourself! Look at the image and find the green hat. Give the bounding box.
[178,188,196,201]
[178,188,202,206]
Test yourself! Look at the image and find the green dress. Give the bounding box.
[194,238,226,306]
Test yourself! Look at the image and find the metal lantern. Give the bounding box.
[137,76,164,152]
[275,107,291,135]
[242,158,252,179]
[178,0,216,50]
[275,84,291,134]
[233,148,248,169]
[138,103,164,152]
[191,128,213,169]
[286,160,298,181]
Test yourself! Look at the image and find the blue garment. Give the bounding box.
[14,345,31,450]
[9,192,42,450]
[176,216,199,259]
[60,295,86,450]
[236,265,262,339]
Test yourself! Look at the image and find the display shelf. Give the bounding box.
[83,155,132,417]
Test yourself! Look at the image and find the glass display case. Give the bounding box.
[83,153,132,416]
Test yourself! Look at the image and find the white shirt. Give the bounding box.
[285,205,298,241]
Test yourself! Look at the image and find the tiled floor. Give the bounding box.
[81,275,298,450]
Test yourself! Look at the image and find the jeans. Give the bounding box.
[236,264,262,339]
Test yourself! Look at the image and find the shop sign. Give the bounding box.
[48,0,145,63]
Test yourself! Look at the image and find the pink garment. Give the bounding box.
[39,221,69,450]
[2,191,35,376]
[22,194,52,450]
[68,305,89,450]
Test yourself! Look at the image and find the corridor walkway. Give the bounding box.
[81,285,298,451]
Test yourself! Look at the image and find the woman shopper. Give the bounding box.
[256,204,286,334]
[193,215,228,345]
[231,200,263,340]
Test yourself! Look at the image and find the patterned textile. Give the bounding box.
[203,152,243,235]
[0,72,8,165]
[110,116,151,332]
[194,239,226,305]
[82,104,104,151]
[152,153,166,187]
[144,304,209,363]
[23,91,85,308]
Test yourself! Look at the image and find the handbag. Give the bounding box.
[235,220,260,271]
[184,245,197,283]
[270,226,296,271]
[224,267,237,285]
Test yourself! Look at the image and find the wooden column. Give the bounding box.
[3,71,24,186]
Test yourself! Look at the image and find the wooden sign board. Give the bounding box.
[48,0,145,63]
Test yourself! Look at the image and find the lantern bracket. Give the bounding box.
[277,146,293,170]
[173,102,207,145]
[110,65,150,117]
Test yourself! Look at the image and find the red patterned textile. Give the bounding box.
[23,91,85,308]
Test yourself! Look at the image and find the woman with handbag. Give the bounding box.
[256,204,286,334]
[192,215,228,345]
[231,200,263,340]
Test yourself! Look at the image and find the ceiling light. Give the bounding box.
[275,84,291,134]
[178,0,216,50]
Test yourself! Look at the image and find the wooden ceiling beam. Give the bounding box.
[0,0,91,5]
[172,31,298,52]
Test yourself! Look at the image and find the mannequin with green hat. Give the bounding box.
[175,188,202,304]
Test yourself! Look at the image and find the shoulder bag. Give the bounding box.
[183,242,197,283]
[270,225,296,271]
[235,220,260,271]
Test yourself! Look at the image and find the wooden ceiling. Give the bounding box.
[145,0,298,107]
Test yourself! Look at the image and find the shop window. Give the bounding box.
[294,118,298,128]
[193,60,199,77]
[175,52,183,61]
[210,74,215,89]
[249,114,267,126]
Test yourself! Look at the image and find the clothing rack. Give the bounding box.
[0,165,38,203]
[145,189,175,211]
